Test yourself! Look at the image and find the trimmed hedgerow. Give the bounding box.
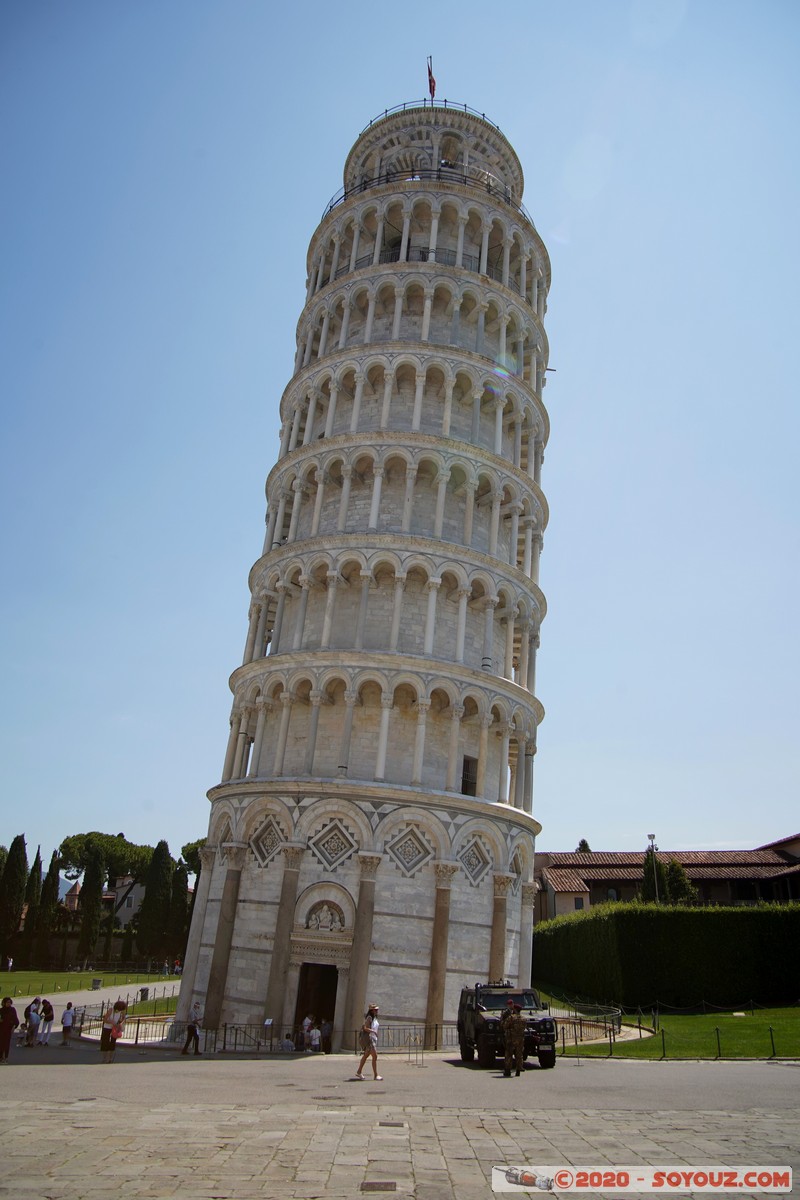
[533,902,800,1007]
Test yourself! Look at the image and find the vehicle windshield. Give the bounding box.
[478,991,540,1011]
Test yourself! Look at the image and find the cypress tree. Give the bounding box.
[21,846,43,966]
[77,846,104,964]
[665,858,699,905]
[0,845,8,878]
[35,851,61,968]
[137,840,174,962]
[0,834,28,966]
[641,846,669,903]
[169,862,189,961]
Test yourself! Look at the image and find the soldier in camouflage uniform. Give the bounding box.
[502,1002,525,1076]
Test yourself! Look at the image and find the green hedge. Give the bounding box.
[533,902,800,1007]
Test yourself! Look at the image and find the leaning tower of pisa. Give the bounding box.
[177,101,551,1047]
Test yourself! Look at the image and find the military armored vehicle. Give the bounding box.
[457,980,558,1069]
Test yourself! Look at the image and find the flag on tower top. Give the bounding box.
[427,57,436,100]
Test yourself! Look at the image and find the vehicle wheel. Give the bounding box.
[477,1036,495,1068]
[460,1039,474,1062]
[537,1046,556,1069]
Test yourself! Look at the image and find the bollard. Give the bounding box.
[769,1026,776,1058]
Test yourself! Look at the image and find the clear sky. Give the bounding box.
[1,0,798,871]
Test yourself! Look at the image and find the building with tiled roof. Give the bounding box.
[535,837,800,921]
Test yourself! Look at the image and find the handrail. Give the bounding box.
[358,99,504,137]
[324,166,534,227]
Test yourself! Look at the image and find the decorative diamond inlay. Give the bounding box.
[385,826,434,877]
[458,837,491,885]
[509,850,523,893]
[310,820,357,870]
[251,817,284,867]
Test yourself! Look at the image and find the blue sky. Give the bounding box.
[1,0,798,869]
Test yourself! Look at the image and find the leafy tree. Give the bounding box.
[665,858,699,905]
[575,838,592,853]
[76,845,104,964]
[35,850,61,967]
[137,840,174,961]
[641,845,669,903]
[0,834,28,965]
[60,832,154,965]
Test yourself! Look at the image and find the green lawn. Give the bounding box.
[0,969,175,999]
[561,1007,800,1060]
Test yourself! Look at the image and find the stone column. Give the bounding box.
[445,705,464,791]
[372,215,385,265]
[424,862,459,1044]
[286,480,305,543]
[204,843,247,1030]
[368,466,384,531]
[273,693,294,776]
[380,370,394,427]
[331,963,350,1051]
[350,372,365,433]
[428,207,440,261]
[354,572,372,649]
[292,576,311,649]
[389,575,406,651]
[328,235,341,284]
[513,733,527,808]
[411,699,431,785]
[455,215,466,268]
[242,602,261,665]
[374,694,393,781]
[476,712,492,799]
[518,883,536,987]
[253,598,269,660]
[338,300,351,349]
[399,211,411,261]
[482,596,498,671]
[271,583,288,652]
[231,708,251,779]
[489,873,513,981]
[324,385,340,438]
[221,715,239,782]
[305,691,324,773]
[392,287,403,340]
[175,844,217,1021]
[337,467,352,532]
[411,372,425,430]
[421,289,433,343]
[493,397,504,455]
[344,853,382,1049]
[348,221,362,272]
[455,587,469,662]
[247,698,270,778]
[498,723,512,802]
[488,492,502,557]
[462,483,476,547]
[310,472,327,536]
[320,572,340,648]
[364,293,376,343]
[316,310,330,359]
[281,960,302,1033]
[423,578,440,655]
[401,465,418,532]
[264,845,306,1024]
[433,472,449,538]
[503,606,518,680]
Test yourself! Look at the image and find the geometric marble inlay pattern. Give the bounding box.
[309,819,358,870]
[251,817,284,867]
[458,836,491,885]
[385,825,434,877]
[509,849,523,893]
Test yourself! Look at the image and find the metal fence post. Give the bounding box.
[769,1026,776,1058]
[714,1027,721,1059]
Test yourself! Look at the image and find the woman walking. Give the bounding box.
[100,1000,127,1064]
[354,1003,382,1081]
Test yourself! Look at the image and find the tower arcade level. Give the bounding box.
[178,102,552,1045]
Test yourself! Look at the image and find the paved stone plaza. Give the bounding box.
[1,1041,797,1200]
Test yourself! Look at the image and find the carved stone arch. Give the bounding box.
[376,809,448,872]
[365,548,404,577]
[401,551,437,581]
[507,833,534,881]
[208,800,238,847]
[436,558,470,592]
[295,794,374,851]
[240,796,295,847]
[385,667,427,700]
[459,683,492,722]
[295,882,355,932]
[315,665,352,696]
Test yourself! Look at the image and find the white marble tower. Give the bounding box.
[178,101,551,1047]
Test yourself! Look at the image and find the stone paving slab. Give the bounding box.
[0,1048,797,1199]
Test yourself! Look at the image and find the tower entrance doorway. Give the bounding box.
[293,962,338,1041]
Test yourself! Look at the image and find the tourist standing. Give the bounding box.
[354,1004,382,1081]
[0,997,19,1064]
[38,999,55,1045]
[100,1001,127,1064]
[60,1002,75,1047]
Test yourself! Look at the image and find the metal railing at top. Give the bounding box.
[324,165,534,226]
[358,100,505,137]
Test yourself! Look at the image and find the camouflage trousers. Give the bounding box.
[504,1034,524,1073]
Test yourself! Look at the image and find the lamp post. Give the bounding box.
[647,833,659,903]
